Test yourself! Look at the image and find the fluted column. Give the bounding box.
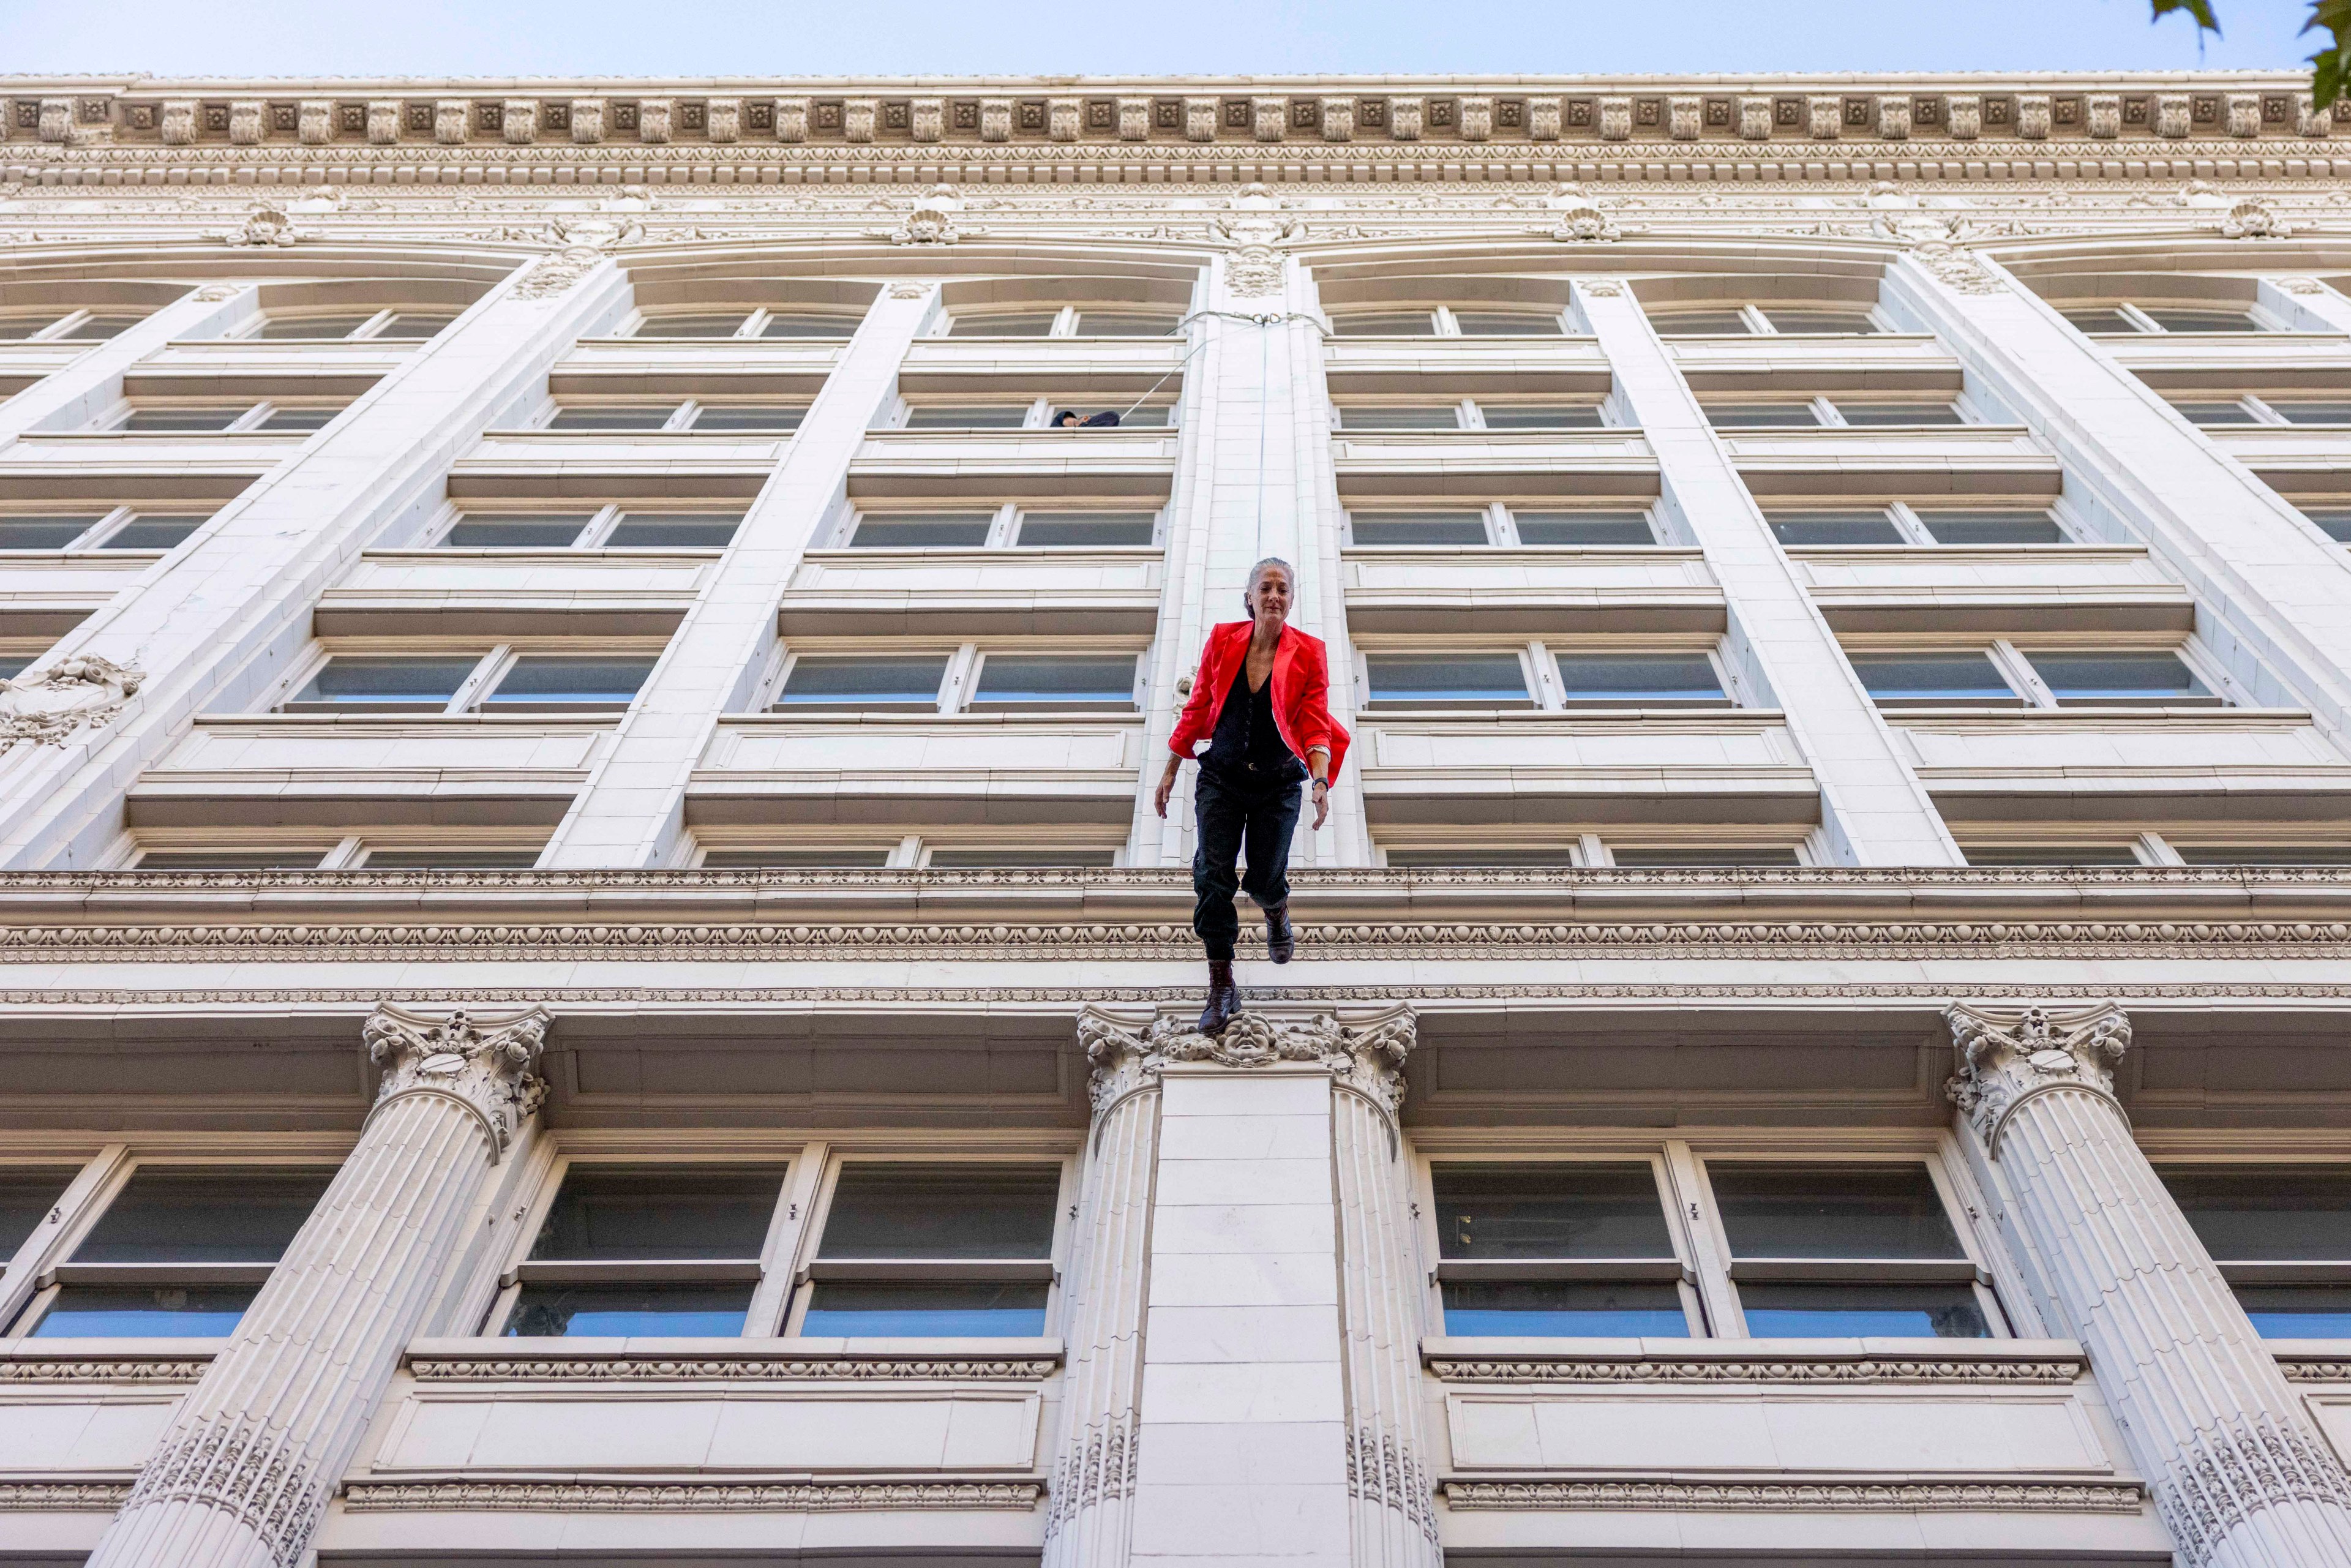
[1949,1002,2351,1568]
[88,1004,549,1568]
[1327,1007,1441,1566]
[1041,1008,1166,1567]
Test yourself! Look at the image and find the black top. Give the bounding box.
[1201,657,1306,787]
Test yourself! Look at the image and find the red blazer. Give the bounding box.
[1169,621,1351,780]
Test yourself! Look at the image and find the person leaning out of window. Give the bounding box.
[1153,557,1349,1035]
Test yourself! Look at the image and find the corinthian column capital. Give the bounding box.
[1079,1005,1415,1116]
[363,1003,550,1162]
[1945,1000,2130,1152]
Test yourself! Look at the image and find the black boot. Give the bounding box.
[1264,901,1295,964]
[1199,959,1240,1035]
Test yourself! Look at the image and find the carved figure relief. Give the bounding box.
[0,655,144,751]
[1212,182,1299,298]
[221,203,304,247]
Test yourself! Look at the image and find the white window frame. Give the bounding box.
[1357,643,1541,711]
[1540,638,1742,711]
[279,642,664,718]
[1343,506,1502,549]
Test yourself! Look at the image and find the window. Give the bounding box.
[372,312,458,341]
[1337,405,1463,431]
[2304,508,2351,544]
[776,655,951,710]
[1610,846,1801,868]
[1345,507,1659,549]
[253,312,380,340]
[700,847,896,868]
[546,405,677,432]
[255,407,338,432]
[1476,404,1607,431]
[288,655,481,712]
[1651,305,1878,336]
[1652,308,1758,337]
[99,512,211,550]
[2060,306,2135,333]
[2139,306,2262,334]
[1962,844,2149,867]
[849,512,997,548]
[22,1167,333,1338]
[798,1163,1060,1337]
[107,400,343,433]
[1432,1163,1694,1337]
[632,308,860,340]
[478,656,656,713]
[358,849,544,868]
[1552,653,1730,707]
[1350,510,1491,546]
[1768,509,1908,547]
[945,310,1063,338]
[2028,651,2213,707]
[967,655,1138,711]
[2173,398,2267,427]
[761,311,861,339]
[1911,508,2066,546]
[1071,310,1181,337]
[1329,310,1440,337]
[1364,654,1533,709]
[542,401,806,433]
[2172,844,2351,866]
[1850,653,2023,707]
[1829,399,1967,427]
[0,309,146,342]
[0,514,108,550]
[637,310,756,339]
[1708,1164,1992,1338]
[438,508,749,550]
[1013,511,1156,547]
[689,404,804,433]
[926,847,1118,868]
[1385,847,1583,868]
[135,850,336,869]
[0,1166,80,1257]
[504,1165,786,1338]
[604,511,743,548]
[2262,400,2351,427]
[2161,1167,2351,1338]
[1766,498,2063,549]
[0,508,216,552]
[1450,310,1567,336]
[1512,509,1658,546]
[900,403,1036,430]
[1704,402,1822,429]
[445,512,604,549]
[1760,307,1880,335]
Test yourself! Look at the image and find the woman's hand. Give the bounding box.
[1310,777,1330,829]
[1154,756,1181,819]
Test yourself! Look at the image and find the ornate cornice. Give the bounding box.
[340,1478,1044,1513]
[1441,1478,2145,1513]
[407,1353,1057,1382]
[0,1481,134,1510]
[1947,1001,2134,1152]
[363,1002,548,1163]
[1427,1354,2085,1385]
[0,1356,209,1384]
[1080,1005,1414,1114]
[2278,1360,2351,1382]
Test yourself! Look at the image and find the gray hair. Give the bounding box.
[1247,557,1296,596]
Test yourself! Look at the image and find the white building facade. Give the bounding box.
[4,70,2351,1567]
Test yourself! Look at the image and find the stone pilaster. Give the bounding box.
[1949,1002,2351,1568]
[1041,1008,1166,1566]
[85,1005,549,1568]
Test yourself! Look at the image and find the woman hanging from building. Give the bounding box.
[1153,557,1349,1035]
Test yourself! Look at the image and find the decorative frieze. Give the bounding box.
[1444,1479,2145,1513]
[0,1356,211,1384]
[1427,1354,2085,1384]
[705,97,740,143]
[637,97,673,143]
[407,1353,1056,1381]
[296,99,331,144]
[343,1479,1046,1512]
[501,99,536,145]
[1392,96,1426,140]
[0,1482,135,1511]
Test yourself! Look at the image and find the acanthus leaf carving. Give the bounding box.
[363,1002,549,1162]
[1945,1000,2131,1150]
[1080,1005,1415,1116]
[0,655,144,751]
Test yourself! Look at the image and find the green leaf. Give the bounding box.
[2152,0,2222,32]
[2310,0,2351,110]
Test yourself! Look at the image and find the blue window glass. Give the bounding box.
[1441,1281,1687,1337]
[1738,1283,1990,1338]
[33,1285,259,1338]
[1553,655,1727,706]
[2233,1288,2351,1338]
[1849,653,2019,705]
[801,1281,1049,1337]
[1365,656,1532,707]
[506,1283,753,1338]
[479,656,656,713]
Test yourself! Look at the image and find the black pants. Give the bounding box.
[1191,768,1302,962]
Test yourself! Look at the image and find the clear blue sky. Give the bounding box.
[0,0,2325,78]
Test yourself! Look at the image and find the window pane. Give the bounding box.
[99,515,209,550]
[73,1168,333,1263]
[32,1284,260,1338]
[849,515,996,548]
[2160,1167,2351,1260]
[2173,844,2351,866]
[1705,403,1820,429]
[700,849,894,868]
[1365,655,1531,706]
[1441,1280,1687,1337]
[1513,511,1656,547]
[818,1164,1060,1259]
[1762,309,1880,335]
[1553,654,1726,704]
[59,314,144,342]
[946,311,1062,337]
[372,313,457,341]
[1850,653,2018,705]
[928,849,1117,868]
[1914,509,2065,546]
[1452,310,1564,336]
[2026,651,2210,704]
[605,512,743,548]
[1963,845,2146,866]
[1767,511,1905,547]
[2232,1286,2351,1338]
[970,655,1136,708]
[1074,312,1182,337]
[2142,307,2260,333]
[0,516,104,550]
[760,312,860,339]
[362,850,544,868]
[637,311,749,338]
[137,851,328,869]
[1351,511,1488,546]
[1738,1282,1990,1338]
[1338,406,1461,430]
[902,405,1032,430]
[1330,311,1436,337]
[528,1165,785,1261]
[481,656,656,711]
[1710,1165,1966,1260]
[2266,402,2351,426]
[257,408,339,432]
[1384,847,1580,868]
[1833,401,1965,427]
[255,314,374,340]
[547,405,677,430]
[445,513,596,548]
[2061,306,2136,333]
[1611,847,1802,868]
[506,1282,753,1338]
[291,656,479,708]
[1433,1163,1673,1259]
[801,1281,1049,1337]
[1479,406,1605,430]
[778,656,950,707]
[1016,512,1157,547]
[0,1168,76,1256]
[121,407,245,432]
[689,405,804,433]
[2172,399,2262,426]
[1652,309,1755,336]
[0,314,58,340]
